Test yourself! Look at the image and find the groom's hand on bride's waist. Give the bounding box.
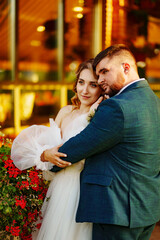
[40,145,71,168]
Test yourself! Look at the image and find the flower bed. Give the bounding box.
[0,133,50,240]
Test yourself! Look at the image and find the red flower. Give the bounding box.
[7,167,21,178]
[36,223,42,229]
[31,184,40,191]
[23,220,29,228]
[29,171,39,179]
[16,180,29,190]
[20,233,32,240]
[4,158,22,178]
[6,226,10,231]
[12,220,17,225]
[15,198,27,209]
[10,226,21,236]
[38,193,44,200]
[28,212,36,222]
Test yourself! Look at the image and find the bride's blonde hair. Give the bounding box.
[71,58,95,109]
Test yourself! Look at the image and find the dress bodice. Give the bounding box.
[62,113,88,143]
[60,113,89,173]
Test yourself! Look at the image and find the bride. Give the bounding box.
[11,59,104,240]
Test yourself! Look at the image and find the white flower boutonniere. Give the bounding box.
[87,109,96,122]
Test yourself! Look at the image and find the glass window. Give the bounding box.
[154,90,160,99]
[18,0,58,82]
[104,0,160,82]
[68,89,74,104]
[64,0,95,83]
[0,90,13,128]
[21,90,60,126]
[0,0,12,82]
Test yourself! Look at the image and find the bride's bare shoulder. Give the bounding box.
[58,105,74,116]
[55,105,74,127]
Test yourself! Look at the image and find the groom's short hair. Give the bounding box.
[93,44,137,70]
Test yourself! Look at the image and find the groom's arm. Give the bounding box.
[51,99,124,172]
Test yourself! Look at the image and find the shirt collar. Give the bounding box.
[115,78,145,96]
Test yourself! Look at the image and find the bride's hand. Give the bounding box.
[90,94,109,112]
[41,144,71,168]
[90,96,103,112]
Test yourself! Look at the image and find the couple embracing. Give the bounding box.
[11,44,160,240]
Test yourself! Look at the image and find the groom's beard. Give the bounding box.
[106,87,119,97]
[100,85,120,98]
[109,78,126,97]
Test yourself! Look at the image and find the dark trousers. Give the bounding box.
[92,223,156,240]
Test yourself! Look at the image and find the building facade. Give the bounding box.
[0,0,160,134]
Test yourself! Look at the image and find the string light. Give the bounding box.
[76,13,83,18]
[73,6,83,12]
[37,25,45,32]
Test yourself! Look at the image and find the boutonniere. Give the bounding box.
[86,109,96,122]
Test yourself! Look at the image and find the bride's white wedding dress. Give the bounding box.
[11,114,92,240]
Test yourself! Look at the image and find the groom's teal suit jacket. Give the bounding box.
[51,80,160,228]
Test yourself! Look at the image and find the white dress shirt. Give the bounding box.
[115,78,145,96]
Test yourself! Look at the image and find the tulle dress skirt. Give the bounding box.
[33,161,92,240]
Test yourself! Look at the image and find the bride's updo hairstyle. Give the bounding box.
[71,58,95,108]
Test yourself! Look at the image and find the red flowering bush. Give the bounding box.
[0,133,50,240]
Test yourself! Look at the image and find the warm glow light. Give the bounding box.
[60,86,68,108]
[133,36,146,48]
[154,48,160,54]
[37,25,45,32]
[119,9,124,18]
[105,0,113,47]
[0,94,11,122]
[21,93,35,120]
[76,13,83,19]
[78,0,84,4]
[137,61,146,68]
[69,61,78,71]
[119,0,125,7]
[73,6,83,12]
[31,73,39,83]
[30,40,41,47]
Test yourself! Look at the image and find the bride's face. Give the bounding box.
[76,69,102,107]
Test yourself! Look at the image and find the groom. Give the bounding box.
[44,44,160,240]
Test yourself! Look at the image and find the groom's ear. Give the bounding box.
[122,63,130,73]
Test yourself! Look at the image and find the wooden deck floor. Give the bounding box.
[150,222,160,240]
